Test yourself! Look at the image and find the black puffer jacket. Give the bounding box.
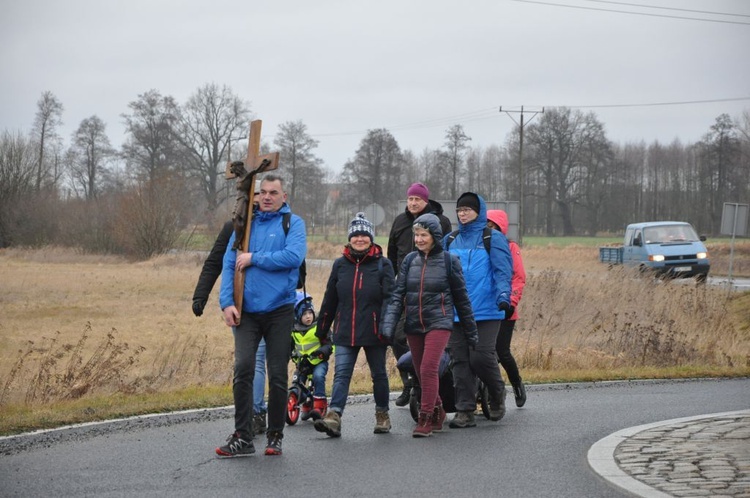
[382,214,477,338]
[317,243,395,347]
[387,199,452,270]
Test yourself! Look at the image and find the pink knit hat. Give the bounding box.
[406,183,429,202]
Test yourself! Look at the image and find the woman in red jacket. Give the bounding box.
[486,210,527,407]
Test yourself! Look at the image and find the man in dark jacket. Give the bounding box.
[386,182,452,406]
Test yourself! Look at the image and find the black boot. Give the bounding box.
[513,380,527,407]
[395,373,411,407]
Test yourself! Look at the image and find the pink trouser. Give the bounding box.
[406,329,451,414]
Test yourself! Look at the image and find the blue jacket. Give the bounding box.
[219,203,306,313]
[443,194,512,321]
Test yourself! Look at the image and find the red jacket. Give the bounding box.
[486,210,526,320]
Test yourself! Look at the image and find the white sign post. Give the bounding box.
[720,202,749,285]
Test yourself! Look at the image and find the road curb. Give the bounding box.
[587,409,750,498]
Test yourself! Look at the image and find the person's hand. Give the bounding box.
[316,344,332,361]
[223,305,240,327]
[498,301,513,320]
[465,329,479,349]
[235,252,252,272]
[192,298,207,317]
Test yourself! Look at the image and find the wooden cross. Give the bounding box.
[226,119,280,320]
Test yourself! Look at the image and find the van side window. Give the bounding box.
[633,229,642,246]
[625,228,634,246]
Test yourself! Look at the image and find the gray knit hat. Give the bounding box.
[348,212,375,241]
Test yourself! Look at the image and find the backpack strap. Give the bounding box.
[445,228,491,255]
[482,227,492,254]
[282,212,291,236]
[445,230,459,250]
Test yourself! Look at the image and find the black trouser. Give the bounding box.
[449,320,505,412]
[495,319,521,386]
[232,304,293,437]
[391,314,410,360]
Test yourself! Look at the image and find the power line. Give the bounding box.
[509,0,750,25]
[310,97,750,139]
[581,0,750,19]
[561,96,750,109]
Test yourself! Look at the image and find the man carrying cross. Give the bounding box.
[216,130,306,457]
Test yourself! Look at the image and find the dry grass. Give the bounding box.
[0,241,748,435]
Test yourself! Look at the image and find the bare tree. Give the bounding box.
[340,128,403,211]
[443,124,471,198]
[114,177,188,259]
[697,114,743,233]
[121,89,180,185]
[526,107,611,235]
[69,116,113,200]
[0,131,36,246]
[273,120,322,203]
[176,83,251,213]
[32,91,64,191]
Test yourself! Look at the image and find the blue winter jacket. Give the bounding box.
[443,194,512,321]
[219,204,306,313]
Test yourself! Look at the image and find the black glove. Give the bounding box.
[316,344,333,361]
[192,298,207,317]
[498,301,513,320]
[380,327,394,343]
[465,329,479,349]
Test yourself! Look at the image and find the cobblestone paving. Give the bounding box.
[615,414,750,497]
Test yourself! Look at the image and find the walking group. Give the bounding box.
[192,176,527,457]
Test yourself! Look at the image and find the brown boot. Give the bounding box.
[374,410,391,434]
[314,410,341,438]
[431,404,446,432]
[309,396,327,420]
[413,411,433,438]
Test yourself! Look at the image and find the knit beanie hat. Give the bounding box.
[348,212,375,241]
[294,291,315,322]
[456,192,480,214]
[406,182,430,202]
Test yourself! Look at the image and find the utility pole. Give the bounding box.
[499,106,543,246]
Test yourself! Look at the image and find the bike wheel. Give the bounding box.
[286,390,300,425]
[477,381,491,419]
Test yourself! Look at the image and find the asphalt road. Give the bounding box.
[2,378,748,497]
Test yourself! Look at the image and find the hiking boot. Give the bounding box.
[513,381,527,407]
[489,387,507,421]
[215,431,255,458]
[253,411,267,436]
[394,382,411,407]
[314,410,341,438]
[431,404,446,432]
[449,411,476,429]
[413,412,433,438]
[374,410,391,434]
[264,431,283,456]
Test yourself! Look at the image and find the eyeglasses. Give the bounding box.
[456,208,474,214]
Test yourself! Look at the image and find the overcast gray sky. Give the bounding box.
[2,0,749,172]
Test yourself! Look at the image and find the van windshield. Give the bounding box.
[643,225,699,244]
